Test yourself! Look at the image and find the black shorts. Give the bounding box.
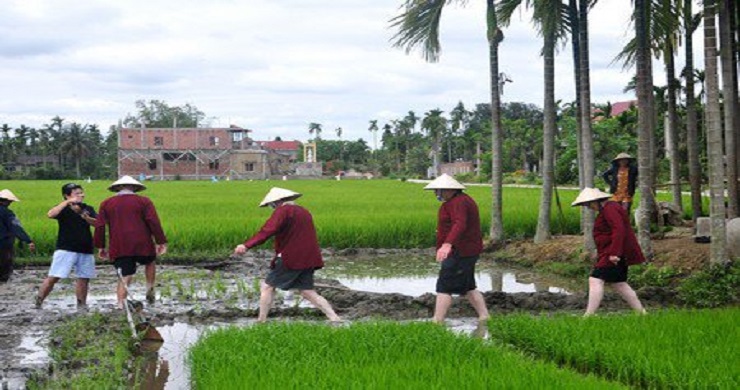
[590,259,629,283]
[114,256,156,277]
[436,254,478,295]
[265,258,315,291]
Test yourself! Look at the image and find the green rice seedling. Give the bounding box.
[488,308,740,388]
[188,321,625,389]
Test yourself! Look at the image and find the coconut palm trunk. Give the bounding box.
[635,0,655,258]
[535,32,557,244]
[704,0,728,264]
[684,0,703,223]
[665,41,684,212]
[578,0,596,253]
[487,0,505,246]
[719,0,739,216]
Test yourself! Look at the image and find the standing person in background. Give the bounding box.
[571,188,647,316]
[0,189,35,282]
[35,183,97,309]
[94,176,167,309]
[233,187,341,323]
[601,152,638,214]
[424,174,489,324]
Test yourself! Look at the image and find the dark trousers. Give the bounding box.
[0,248,14,282]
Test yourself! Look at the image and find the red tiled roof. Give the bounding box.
[258,140,301,151]
[610,100,637,117]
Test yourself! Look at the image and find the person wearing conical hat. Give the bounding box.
[601,152,638,214]
[94,176,168,309]
[0,189,35,282]
[423,174,489,324]
[234,187,341,322]
[572,188,646,316]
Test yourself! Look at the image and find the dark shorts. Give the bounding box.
[265,258,315,291]
[114,256,156,277]
[436,254,478,295]
[590,259,629,283]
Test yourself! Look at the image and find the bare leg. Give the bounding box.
[611,282,647,314]
[433,293,453,323]
[585,277,605,316]
[118,275,134,309]
[300,290,341,322]
[37,277,61,304]
[75,278,89,306]
[258,281,276,322]
[465,290,489,321]
[145,262,156,303]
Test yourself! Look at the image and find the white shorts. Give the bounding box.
[48,250,96,279]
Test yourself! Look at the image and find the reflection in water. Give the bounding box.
[336,270,571,297]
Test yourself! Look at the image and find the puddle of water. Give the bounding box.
[17,333,48,366]
[323,256,577,296]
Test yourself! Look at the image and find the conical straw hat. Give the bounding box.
[259,187,302,207]
[423,174,466,190]
[612,152,634,161]
[108,175,146,192]
[0,189,20,202]
[571,187,612,207]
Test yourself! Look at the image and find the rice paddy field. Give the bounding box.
[488,308,740,389]
[188,321,625,389]
[187,309,739,389]
[2,180,585,259]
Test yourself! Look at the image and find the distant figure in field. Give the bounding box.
[94,176,167,309]
[424,174,489,324]
[0,189,35,282]
[35,183,97,309]
[233,187,341,323]
[571,188,647,316]
[601,152,638,214]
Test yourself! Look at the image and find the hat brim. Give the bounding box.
[109,184,146,192]
[259,193,302,207]
[571,195,611,207]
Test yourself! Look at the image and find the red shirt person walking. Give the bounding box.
[233,187,340,322]
[571,188,646,316]
[94,176,167,308]
[424,174,489,324]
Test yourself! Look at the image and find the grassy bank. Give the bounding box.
[5,180,583,261]
[488,308,740,389]
[27,313,137,389]
[189,321,624,389]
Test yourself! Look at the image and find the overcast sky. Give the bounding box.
[0,0,703,144]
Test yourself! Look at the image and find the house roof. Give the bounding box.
[610,100,636,117]
[257,140,301,151]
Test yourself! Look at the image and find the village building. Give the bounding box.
[117,126,302,180]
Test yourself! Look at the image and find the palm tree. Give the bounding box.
[59,123,95,178]
[719,0,739,215]
[577,0,597,253]
[499,0,570,244]
[390,0,506,244]
[634,0,656,258]
[703,0,728,264]
[683,0,703,223]
[421,109,447,177]
[308,122,323,140]
[368,120,379,151]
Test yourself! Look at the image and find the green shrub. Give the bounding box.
[628,263,679,288]
[677,262,740,307]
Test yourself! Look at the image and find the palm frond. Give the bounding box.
[389,0,452,62]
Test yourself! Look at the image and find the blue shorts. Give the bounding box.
[48,250,96,279]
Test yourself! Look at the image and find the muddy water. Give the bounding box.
[0,252,582,389]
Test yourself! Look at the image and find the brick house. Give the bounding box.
[118,126,271,180]
[256,140,301,175]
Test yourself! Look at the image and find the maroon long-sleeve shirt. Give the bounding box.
[244,204,323,270]
[593,201,645,268]
[436,193,483,257]
[94,194,167,260]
